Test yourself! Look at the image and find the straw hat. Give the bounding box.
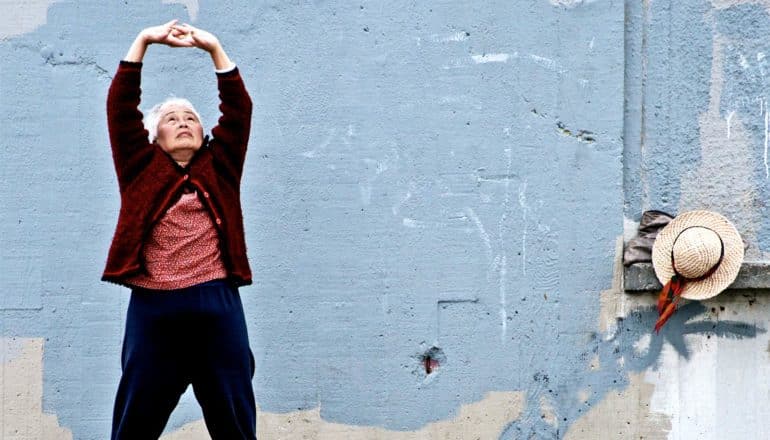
[651,210,743,300]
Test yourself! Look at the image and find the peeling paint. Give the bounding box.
[0,0,629,436]
[161,391,525,439]
[641,294,770,439]
[564,373,671,439]
[0,0,61,39]
[0,338,72,439]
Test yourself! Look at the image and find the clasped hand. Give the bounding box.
[140,19,220,53]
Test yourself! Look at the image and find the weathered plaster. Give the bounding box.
[678,32,763,258]
[640,293,770,439]
[0,338,71,440]
[0,0,60,40]
[599,237,657,334]
[1,0,624,437]
[564,373,670,440]
[161,391,525,439]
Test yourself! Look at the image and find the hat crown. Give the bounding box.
[672,226,723,279]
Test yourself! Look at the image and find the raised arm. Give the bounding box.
[171,23,235,71]
[174,24,251,179]
[108,21,195,188]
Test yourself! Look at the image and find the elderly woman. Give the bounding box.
[103,21,256,439]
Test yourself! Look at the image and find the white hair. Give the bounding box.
[144,97,203,142]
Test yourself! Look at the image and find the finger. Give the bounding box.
[167,33,194,46]
[166,39,194,48]
[162,19,179,31]
[172,23,193,33]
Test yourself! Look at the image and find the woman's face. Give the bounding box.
[155,103,204,165]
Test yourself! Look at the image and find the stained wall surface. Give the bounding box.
[1,1,763,439]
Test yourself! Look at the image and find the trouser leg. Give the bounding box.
[111,291,192,440]
[190,282,257,440]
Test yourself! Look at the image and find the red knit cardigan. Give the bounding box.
[102,61,253,287]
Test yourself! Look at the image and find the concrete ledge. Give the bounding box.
[624,262,770,292]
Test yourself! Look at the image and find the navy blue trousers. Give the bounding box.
[111,280,256,440]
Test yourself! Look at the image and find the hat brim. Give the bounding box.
[651,210,744,300]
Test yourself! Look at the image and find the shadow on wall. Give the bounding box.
[619,301,764,367]
[498,300,765,439]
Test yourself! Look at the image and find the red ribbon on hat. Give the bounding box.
[654,227,724,333]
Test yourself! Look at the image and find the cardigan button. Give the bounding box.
[215,218,222,225]
[203,191,210,198]
[183,174,189,180]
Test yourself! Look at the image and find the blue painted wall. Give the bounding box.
[15,0,768,438]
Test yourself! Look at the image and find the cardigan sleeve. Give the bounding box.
[208,67,253,181]
[106,61,155,190]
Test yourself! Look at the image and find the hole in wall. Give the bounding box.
[421,346,445,375]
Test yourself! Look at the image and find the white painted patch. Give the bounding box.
[518,181,528,275]
[726,110,735,139]
[464,207,493,261]
[759,52,766,62]
[646,338,718,438]
[623,216,640,243]
[431,32,469,43]
[740,53,750,69]
[471,53,510,64]
[402,217,427,228]
[634,333,651,355]
[549,0,598,8]
[764,105,770,179]
[0,0,61,39]
[529,54,567,74]
[161,0,199,22]
[499,254,508,343]
[589,37,595,50]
